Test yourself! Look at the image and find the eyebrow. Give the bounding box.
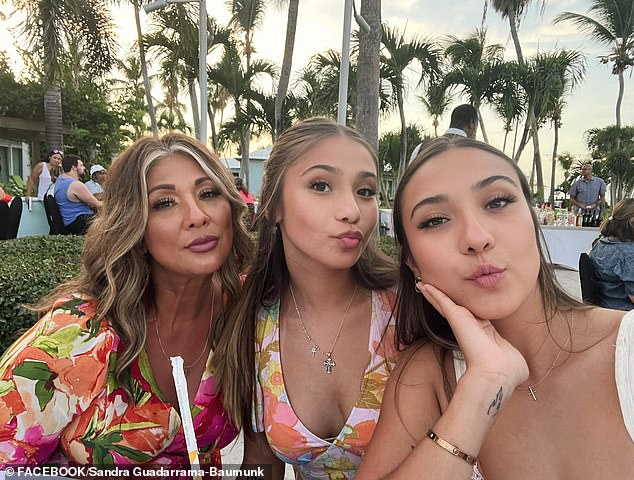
[148,176,212,194]
[301,164,377,180]
[409,175,517,219]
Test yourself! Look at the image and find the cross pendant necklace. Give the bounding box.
[323,353,336,374]
[289,283,357,375]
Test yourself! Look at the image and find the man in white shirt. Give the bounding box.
[85,164,107,200]
[410,104,479,162]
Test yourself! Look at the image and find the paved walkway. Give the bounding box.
[220,267,582,477]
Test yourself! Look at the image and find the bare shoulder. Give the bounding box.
[572,307,628,361]
[394,341,446,388]
[357,341,446,479]
[388,342,448,438]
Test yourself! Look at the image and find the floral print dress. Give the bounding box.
[0,294,237,467]
[252,289,398,480]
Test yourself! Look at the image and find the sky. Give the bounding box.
[1,0,632,187]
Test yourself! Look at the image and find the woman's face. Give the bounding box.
[49,154,62,167]
[400,147,541,320]
[276,135,379,272]
[144,154,233,279]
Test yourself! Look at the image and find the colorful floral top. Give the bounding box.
[0,294,237,467]
[252,289,398,480]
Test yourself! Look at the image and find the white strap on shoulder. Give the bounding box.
[453,350,467,382]
[616,309,634,443]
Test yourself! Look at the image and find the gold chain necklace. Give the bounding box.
[515,330,571,401]
[154,288,215,374]
[289,283,357,375]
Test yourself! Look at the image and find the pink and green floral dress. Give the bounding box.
[0,294,237,467]
[252,289,398,479]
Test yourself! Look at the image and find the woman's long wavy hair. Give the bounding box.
[393,137,586,358]
[213,117,398,429]
[35,133,252,389]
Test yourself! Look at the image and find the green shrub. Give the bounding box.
[0,236,83,352]
[378,235,398,260]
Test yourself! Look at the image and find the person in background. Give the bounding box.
[589,198,634,311]
[0,133,252,469]
[53,154,101,234]
[410,104,479,162]
[85,164,107,200]
[569,163,606,214]
[356,137,633,480]
[0,185,12,204]
[26,149,63,200]
[235,176,255,225]
[214,117,399,479]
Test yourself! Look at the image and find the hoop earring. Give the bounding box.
[414,275,422,293]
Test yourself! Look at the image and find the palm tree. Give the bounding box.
[443,28,505,142]
[209,39,276,188]
[146,4,229,140]
[492,68,526,155]
[131,0,158,135]
[272,0,299,140]
[355,0,382,151]
[380,24,441,180]
[486,0,545,163]
[554,1,634,128]
[112,54,155,139]
[228,0,267,186]
[515,50,585,202]
[418,81,452,137]
[541,50,586,205]
[1,0,117,150]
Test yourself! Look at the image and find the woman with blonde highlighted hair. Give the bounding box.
[0,133,252,469]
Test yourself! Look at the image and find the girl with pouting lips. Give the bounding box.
[356,137,634,480]
[214,117,399,479]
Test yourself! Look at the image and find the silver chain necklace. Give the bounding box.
[289,283,357,375]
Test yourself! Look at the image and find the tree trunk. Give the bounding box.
[548,123,559,205]
[44,85,63,150]
[532,126,544,202]
[354,0,382,152]
[240,126,251,189]
[512,116,520,158]
[207,100,218,152]
[189,79,200,140]
[476,107,489,143]
[397,89,407,181]
[275,0,299,140]
[616,70,624,128]
[513,104,536,164]
[134,2,158,135]
[508,11,525,64]
[502,128,509,153]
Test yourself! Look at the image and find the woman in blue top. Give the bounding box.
[590,198,634,311]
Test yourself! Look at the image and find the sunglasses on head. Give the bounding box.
[51,150,63,155]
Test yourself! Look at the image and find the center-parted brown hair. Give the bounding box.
[35,133,252,389]
[392,137,586,355]
[212,117,398,430]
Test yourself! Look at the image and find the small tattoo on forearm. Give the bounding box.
[487,387,503,417]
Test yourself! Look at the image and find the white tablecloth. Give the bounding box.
[540,225,600,270]
[16,199,49,237]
